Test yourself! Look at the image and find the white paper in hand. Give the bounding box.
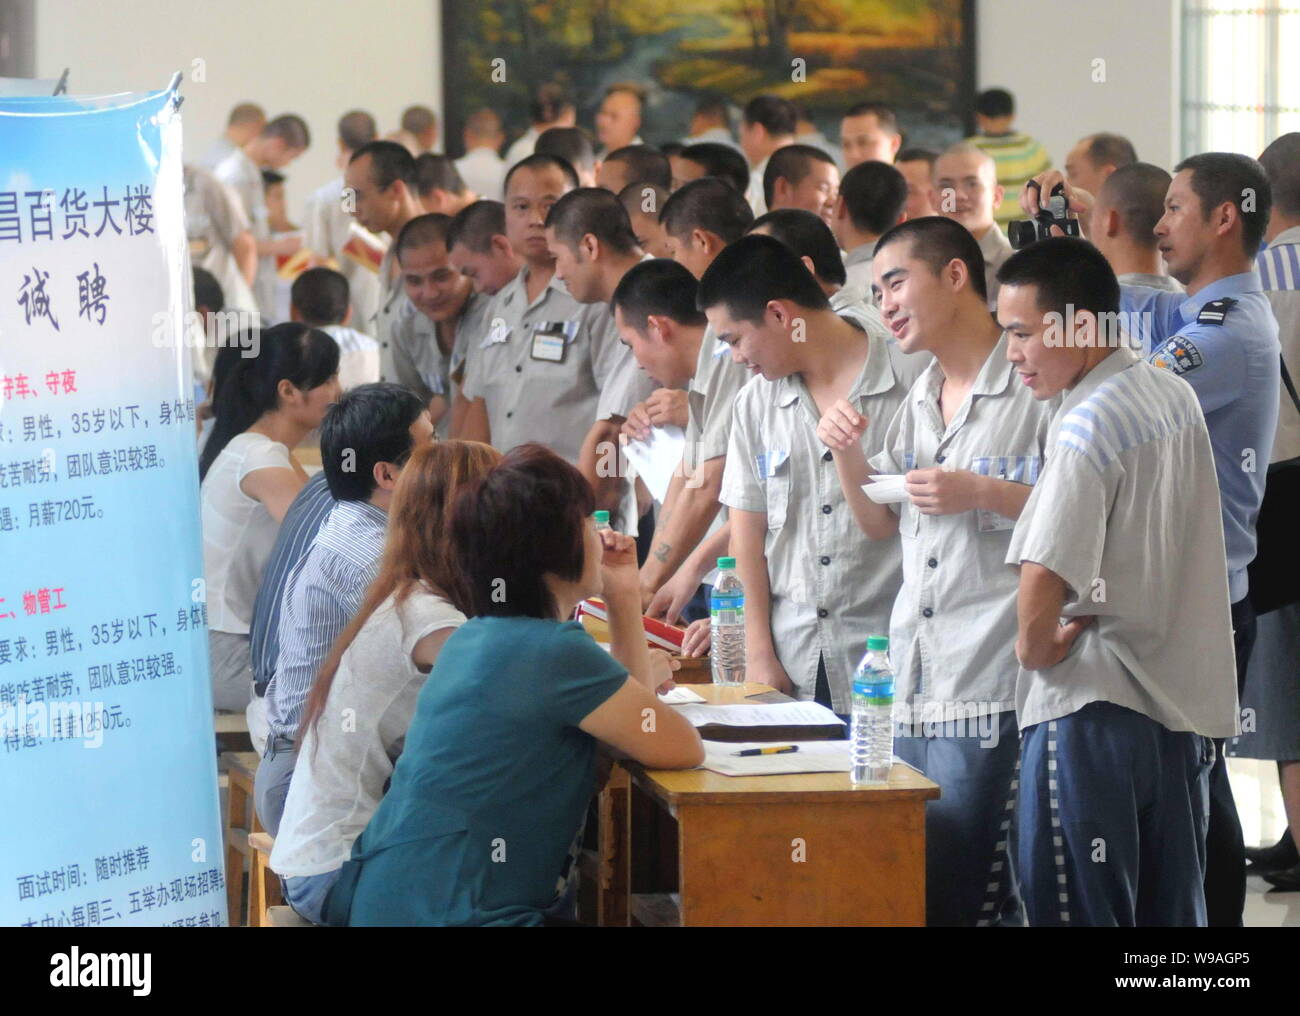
[658,686,706,705]
[622,425,686,503]
[861,474,908,504]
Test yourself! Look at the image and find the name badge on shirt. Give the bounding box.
[755,448,789,477]
[530,320,578,363]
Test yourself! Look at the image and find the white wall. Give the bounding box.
[34,0,442,218]
[978,0,1180,169]
[33,0,1183,209]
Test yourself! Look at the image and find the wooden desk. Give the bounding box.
[596,684,940,927]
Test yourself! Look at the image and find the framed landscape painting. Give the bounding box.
[442,0,977,157]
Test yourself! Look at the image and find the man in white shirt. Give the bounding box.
[455,109,507,200]
[820,217,1056,927]
[302,110,384,331]
[934,143,1011,310]
[839,102,902,170]
[740,95,798,216]
[343,141,425,383]
[595,82,646,158]
[213,114,311,320]
[546,188,659,529]
[200,102,265,170]
[458,155,626,466]
[1000,237,1238,926]
[710,236,914,715]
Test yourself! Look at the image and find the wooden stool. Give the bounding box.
[248,831,283,927]
[267,905,314,927]
[220,750,261,927]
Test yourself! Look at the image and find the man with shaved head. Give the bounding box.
[1090,162,1182,293]
[934,142,1012,308]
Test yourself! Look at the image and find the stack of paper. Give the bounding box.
[672,701,843,729]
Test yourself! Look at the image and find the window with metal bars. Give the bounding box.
[1181,0,1300,157]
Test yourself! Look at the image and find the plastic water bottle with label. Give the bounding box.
[709,557,746,686]
[850,636,895,785]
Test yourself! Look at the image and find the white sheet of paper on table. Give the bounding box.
[622,425,686,503]
[671,700,844,728]
[701,743,922,778]
[700,739,851,776]
[658,686,706,704]
[861,474,909,504]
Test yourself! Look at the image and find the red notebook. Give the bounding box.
[575,597,685,652]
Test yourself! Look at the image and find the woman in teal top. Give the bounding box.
[324,444,704,926]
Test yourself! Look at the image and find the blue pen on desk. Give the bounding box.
[732,745,799,757]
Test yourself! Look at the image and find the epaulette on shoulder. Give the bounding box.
[1196,297,1238,325]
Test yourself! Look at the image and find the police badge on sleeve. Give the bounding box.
[1150,335,1203,375]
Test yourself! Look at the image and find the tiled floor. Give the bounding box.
[1230,757,1299,927]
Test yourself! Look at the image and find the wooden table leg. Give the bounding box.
[596,763,631,927]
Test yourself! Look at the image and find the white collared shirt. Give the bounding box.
[721,327,917,712]
[462,267,624,464]
[869,334,1058,715]
[1006,346,1239,737]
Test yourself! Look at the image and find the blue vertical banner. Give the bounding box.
[0,82,227,927]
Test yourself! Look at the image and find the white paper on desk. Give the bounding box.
[701,739,850,776]
[622,425,685,503]
[861,474,908,504]
[672,701,844,728]
[658,686,706,704]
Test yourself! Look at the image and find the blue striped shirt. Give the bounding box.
[266,499,388,740]
[249,472,335,693]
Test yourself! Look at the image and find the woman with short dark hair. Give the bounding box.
[325,444,703,926]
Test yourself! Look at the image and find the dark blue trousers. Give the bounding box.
[1019,701,1215,927]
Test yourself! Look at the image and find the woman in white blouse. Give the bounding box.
[270,440,500,924]
[199,322,341,711]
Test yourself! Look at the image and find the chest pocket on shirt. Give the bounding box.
[969,455,1043,532]
[756,448,792,531]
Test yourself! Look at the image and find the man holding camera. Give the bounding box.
[1019,155,1281,927]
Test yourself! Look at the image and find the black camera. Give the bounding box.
[1008,182,1082,249]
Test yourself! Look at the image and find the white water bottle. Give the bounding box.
[850,636,895,785]
[709,557,746,686]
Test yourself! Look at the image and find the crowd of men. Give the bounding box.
[186,82,1300,927]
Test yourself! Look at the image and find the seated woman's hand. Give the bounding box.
[598,529,640,597]
[650,647,681,695]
